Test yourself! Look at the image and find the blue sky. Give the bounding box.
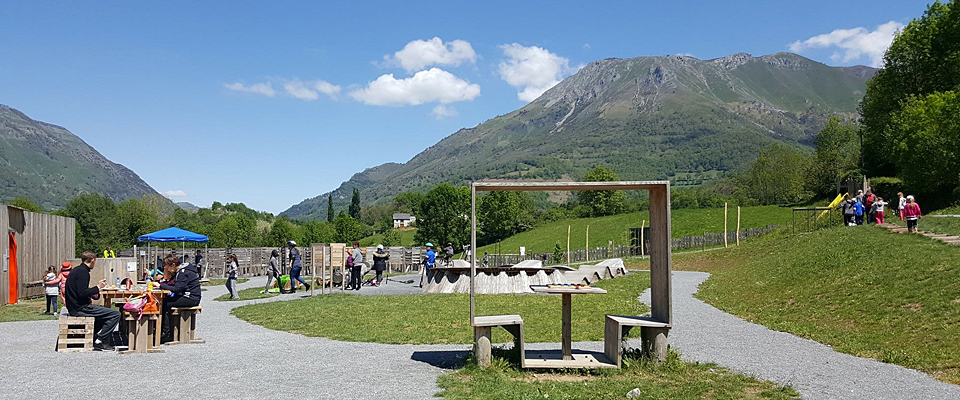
[0,0,931,213]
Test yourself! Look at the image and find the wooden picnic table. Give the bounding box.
[99,288,171,349]
[530,285,607,362]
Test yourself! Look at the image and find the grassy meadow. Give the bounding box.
[478,205,792,254]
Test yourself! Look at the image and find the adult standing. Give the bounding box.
[225,254,239,299]
[371,244,389,286]
[841,195,855,226]
[897,192,907,220]
[102,246,116,258]
[158,254,201,343]
[903,195,922,233]
[194,250,203,270]
[288,241,310,293]
[65,251,120,351]
[263,249,281,294]
[419,243,436,287]
[864,191,876,224]
[349,241,364,290]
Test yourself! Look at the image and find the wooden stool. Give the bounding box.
[168,306,205,345]
[119,312,164,354]
[603,315,670,366]
[472,314,525,368]
[57,317,94,353]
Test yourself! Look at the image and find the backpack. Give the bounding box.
[346,254,354,267]
[122,291,158,321]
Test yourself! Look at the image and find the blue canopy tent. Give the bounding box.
[138,227,210,277]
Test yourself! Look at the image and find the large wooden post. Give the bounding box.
[566,225,571,265]
[736,207,741,246]
[585,225,590,262]
[648,184,672,361]
[470,184,477,326]
[723,203,728,248]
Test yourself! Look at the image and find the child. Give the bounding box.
[873,197,887,224]
[42,266,60,315]
[56,262,72,313]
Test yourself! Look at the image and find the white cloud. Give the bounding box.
[432,104,459,119]
[788,21,904,67]
[223,82,276,97]
[498,43,571,102]
[283,79,341,101]
[350,68,481,106]
[386,37,477,73]
[163,190,188,198]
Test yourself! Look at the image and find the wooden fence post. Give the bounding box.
[736,207,741,246]
[640,220,645,257]
[566,225,571,266]
[724,203,728,248]
[585,225,590,262]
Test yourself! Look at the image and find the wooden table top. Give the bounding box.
[530,285,607,294]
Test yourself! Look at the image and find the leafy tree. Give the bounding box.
[860,0,960,176]
[9,197,41,212]
[267,218,296,247]
[65,193,119,254]
[887,91,960,205]
[552,242,564,263]
[327,194,334,223]
[576,166,627,216]
[394,191,425,214]
[302,220,336,244]
[478,191,533,245]
[116,199,158,247]
[735,144,811,205]
[810,116,860,197]
[382,229,402,247]
[333,212,364,243]
[349,188,361,219]
[414,183,470,248]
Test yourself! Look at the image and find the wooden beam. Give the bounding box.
[473,181,669,192]
[648,184,672,326]
[470,185,477,326]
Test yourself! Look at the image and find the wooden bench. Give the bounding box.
[473,314,524,367]
[119,312,164,354]
[57,317,94,353]
[168,306,205,345]
[603,315,670,366]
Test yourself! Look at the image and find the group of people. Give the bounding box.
[839,190,922,232]
[256,240,392,295]
[41,250,203,351]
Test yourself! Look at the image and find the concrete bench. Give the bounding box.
[57,317,94,353]
[168,306,205,345]
[473,314,524,367]
[603,315,670,366]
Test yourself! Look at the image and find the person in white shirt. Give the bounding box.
[897,192,907,220]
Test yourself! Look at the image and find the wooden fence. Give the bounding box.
[1,205,76,303]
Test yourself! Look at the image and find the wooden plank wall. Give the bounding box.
[1,206,76,302]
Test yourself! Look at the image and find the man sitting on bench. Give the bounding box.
[158,254,201,343]
[65,250,120,351]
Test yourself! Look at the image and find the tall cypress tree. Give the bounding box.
[326,194,334,223]
[349,188,361,219]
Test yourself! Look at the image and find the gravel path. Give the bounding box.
[635,271,960,400]
[2,271,957,400]
[0,276,467,400]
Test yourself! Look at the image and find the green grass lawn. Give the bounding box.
[231,271,650,344]
[478,205,792,254]
[215,286,277,301]
[671,225,960,385]
[438,352,798,400]
[202,278,249,286]
[360,229,418,247]
[0,297,60,322]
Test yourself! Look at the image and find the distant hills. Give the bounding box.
[0,104,159,209]
[282,52,875,221]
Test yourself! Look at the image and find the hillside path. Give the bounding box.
[636,271,960,400]
[879,222,960,245]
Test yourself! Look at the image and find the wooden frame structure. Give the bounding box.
[470,181,673,366]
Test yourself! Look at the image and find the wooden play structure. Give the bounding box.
[469,181,673,369]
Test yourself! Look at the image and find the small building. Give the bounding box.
[1,204,76,304]
[393,213,416,228]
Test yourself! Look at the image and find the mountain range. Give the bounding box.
[0,104,158,209]
[281,52,876,221]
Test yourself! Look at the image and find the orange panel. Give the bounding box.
[8,233,17,304]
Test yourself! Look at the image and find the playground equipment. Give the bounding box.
[469,181,673,369]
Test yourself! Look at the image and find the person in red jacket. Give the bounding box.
[902,195,922,232]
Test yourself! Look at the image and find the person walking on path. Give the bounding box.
[853,198,865,225]
[903,195,922,233]
[371,244,389,286]
[872,197,888,224]
[42,266,59,315]
[419,243,436,287]
[288,241,310,293]
[841,195,855,226]
[65,251,120,351]
[898,192,907,220]
[864,191,876,224]
[225,254,239,299]
[348,241,364,290]
[158,254,201,344]
[262,249,281,294]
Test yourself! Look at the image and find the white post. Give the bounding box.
[736,206,741,246]
[724,203,728,248]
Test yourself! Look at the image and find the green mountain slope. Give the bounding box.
[282,52,875,220]
[0,104,159,209]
